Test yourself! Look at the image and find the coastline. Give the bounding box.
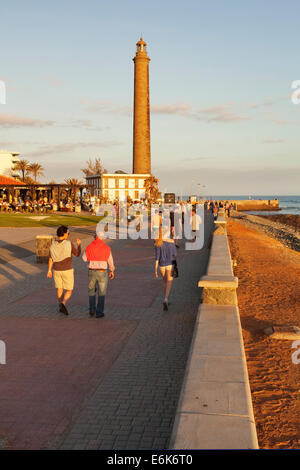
[230,211,300,252]
[259,214,300,230]
[226,218,300,449]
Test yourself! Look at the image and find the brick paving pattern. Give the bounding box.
[0,215,213,449]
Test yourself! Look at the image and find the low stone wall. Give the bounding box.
[170,211,259,449]
[200,211,238,306]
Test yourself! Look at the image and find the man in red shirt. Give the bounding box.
[82,230,115,318]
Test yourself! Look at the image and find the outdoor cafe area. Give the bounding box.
[0,182,95,213]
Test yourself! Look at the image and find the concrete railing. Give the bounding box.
[199,211,238,306]
[170,212,259,449]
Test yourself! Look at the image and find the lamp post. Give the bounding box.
[190,180,193,201]
[197,184,206,201]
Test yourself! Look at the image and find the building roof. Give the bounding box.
[0,175,24,186]
[85,173,102,178]
[102,173,150,177]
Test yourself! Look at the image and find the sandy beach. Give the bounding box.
[227,217,300,449]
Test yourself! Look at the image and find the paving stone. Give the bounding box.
[0,216,214,449]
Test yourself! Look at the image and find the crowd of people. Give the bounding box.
[84,197,235,221]
[0,196,53,213]
[0,190,235,219]
[46,198,235,316]
[0,195,84,213]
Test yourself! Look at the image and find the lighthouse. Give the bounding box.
[132,37,151,174]
[87,38,153,203]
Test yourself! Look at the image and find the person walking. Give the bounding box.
[151,208,162,241]
[154,226,177,311]
[213,204,218,221]
[47,225,81,315]
[227,203,232,217]
[191,206,202,242]
[82,230,115,318]
[173,204,182,248]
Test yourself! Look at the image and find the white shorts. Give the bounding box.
[53,269,74,291]
[159,265,173,277]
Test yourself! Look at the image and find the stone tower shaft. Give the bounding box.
[132,37,151,174]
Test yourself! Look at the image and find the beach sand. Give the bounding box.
[227,219,300,449]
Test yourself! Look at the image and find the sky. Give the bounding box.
[0,0,300,195]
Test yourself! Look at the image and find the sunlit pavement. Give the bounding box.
[0,214,213,449]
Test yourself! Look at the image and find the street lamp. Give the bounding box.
[196,184,207,202]
[190,180,194,200]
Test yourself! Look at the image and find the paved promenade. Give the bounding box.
[0,214,213,450]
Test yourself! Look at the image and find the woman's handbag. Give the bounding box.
[172,260,179,278]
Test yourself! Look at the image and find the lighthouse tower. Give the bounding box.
[132,37,151,174]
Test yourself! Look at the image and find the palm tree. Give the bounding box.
[144,175,159,202]
[64,178,83,186]
[28,163,45,184]
[13,159,30,181]
[81,157,105,177]
[24,175,35,185]
[64,178,83,202]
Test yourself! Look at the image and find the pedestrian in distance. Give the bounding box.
[169,207,175,240]
[227,203,232,217]
[151,208,162,241]
[47,225,81,315]
[154,226,177,311]
[191,206,202,243]
[82,230,115,318]
[213,204,218,221]
[173,204,182,248]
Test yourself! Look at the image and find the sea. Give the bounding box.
[182,195,300,216]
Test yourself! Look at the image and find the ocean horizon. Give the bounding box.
[180,195,300,216]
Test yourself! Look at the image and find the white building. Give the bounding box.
[86,172,150,202]
[0,150,20,178]
[85,173,102,197]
